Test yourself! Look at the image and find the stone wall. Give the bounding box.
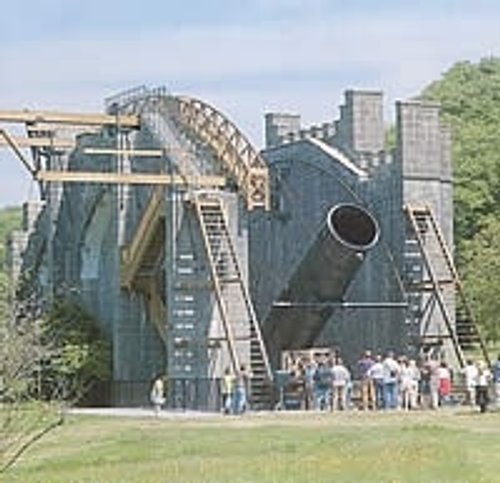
[255,91,453,368]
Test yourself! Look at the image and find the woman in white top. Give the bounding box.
[150,375,166,416]
[462,360,478,406]
[399,359,413,411]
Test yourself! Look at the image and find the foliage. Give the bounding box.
[0,206,22,273]
[0,311,61,473]
[0,317,47,401]
[6,411,500,482]
[384,125,396,153]
[459,216,500,341]
[422,57,500,341]
[41,301,111,402]
[0,206,22,320]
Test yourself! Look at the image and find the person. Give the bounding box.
[331,358,350,411]
[492,354,500,409]
[368,354,385,409]
[303,360,316,410]
[150,375,166,416]
[475,360,492,413]
[399,358,413,411]
[234,365,251,414]
[357,350,375,410]
[408,359,421,410]
[419,359,432,409]
[437,361,452,406]
[382,351,400,409]
[427,358,441,410]
[221,367,235,415]
[313,359,332,411]
[461,359,478,406]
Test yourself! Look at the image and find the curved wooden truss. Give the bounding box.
[172,96,270,210]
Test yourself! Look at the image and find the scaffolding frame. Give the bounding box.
[404,204,489,367]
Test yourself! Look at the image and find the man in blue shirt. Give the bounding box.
[313,359,332,411]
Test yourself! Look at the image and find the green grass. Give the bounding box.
[3,409,500,483]
[0,402,62,470]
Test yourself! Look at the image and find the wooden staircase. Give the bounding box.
[121,187,164,288]
[404,204,490,367]
[193,192,273,408]
[120,187,166,341]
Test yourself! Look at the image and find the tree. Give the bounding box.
[422,57,500,342]
[0,311,62,473]
[422,58,500,245]
[41,301,112,402]
[0,206,22,321]
[459,217,500,342]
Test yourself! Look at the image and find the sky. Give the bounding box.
[1,0,500,207]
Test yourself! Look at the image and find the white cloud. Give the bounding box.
[1,7,500,206]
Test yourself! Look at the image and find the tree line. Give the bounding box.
[422,57,500,342]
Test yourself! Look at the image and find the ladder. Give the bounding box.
[404,204,490,367]
[193,192,273,408]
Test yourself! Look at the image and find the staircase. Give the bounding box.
[193,192,273,408]
[121,187,164,288]
[404,204,490,367]
[120,187,166,341]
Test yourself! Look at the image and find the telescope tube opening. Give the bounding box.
[327,204,379,249]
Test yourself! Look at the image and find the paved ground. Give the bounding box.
[67,407,224,419]
[68,405,498,420]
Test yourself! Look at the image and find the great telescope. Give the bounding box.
[263,203,380,352]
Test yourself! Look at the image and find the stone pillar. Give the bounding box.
[264,113,301,148]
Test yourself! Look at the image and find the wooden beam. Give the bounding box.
[83,146,194,158]
[0,136,75,149]
[25,123,99,133]
[0,110,140,128]
[35,170,227,186]
[0,129,36,174]
[83,147,164,157]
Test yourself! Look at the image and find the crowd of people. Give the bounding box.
[280,350,500,413]
[148,353,500,415]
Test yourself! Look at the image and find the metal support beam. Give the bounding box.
[0,109,140,128]
[35,170,227,186]
[272,301,409,309]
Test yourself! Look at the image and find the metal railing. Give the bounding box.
[83,378,224,412]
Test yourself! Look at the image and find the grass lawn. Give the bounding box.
[3,408,500,482]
